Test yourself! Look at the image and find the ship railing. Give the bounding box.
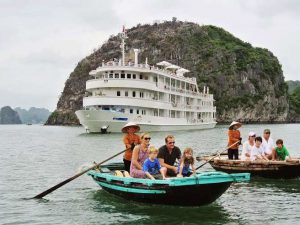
[100,62,195,82]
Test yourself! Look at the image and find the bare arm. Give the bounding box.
[159,158,177,172]
[131,146,142,170]
[145,171,155,180]
[177,161,184,177]
[123,136,131,149]
[159,168,166,179]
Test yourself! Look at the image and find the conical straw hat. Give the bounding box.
[229,121,242,129]
[121,122,140,133]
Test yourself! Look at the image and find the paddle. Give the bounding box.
[195,140,240,170]
[33,148,128,199]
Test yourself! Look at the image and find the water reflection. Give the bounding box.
[250,177,300,193]
[90,190,235,225]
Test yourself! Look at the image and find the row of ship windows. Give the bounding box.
[104,72,153,81]
[116,90,144,98]
[102,107,146,115]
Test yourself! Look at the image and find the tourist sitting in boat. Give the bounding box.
[262,129,274,160]
[122,122,141,173]
[143,146,166,180]
[228,121,242,160]
[158,135,181,177]
[241,131,256,161]
[272,139,291,161]
[250,136,269,161]
[177,147,196,177]
[130,132,150,178]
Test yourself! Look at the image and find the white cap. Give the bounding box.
[248,131,256,136]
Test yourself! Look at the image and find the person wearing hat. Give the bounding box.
[228,121,242,160]
[262,129,274,160]
[122,122,141,173]
[241,131,256,160]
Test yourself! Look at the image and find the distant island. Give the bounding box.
[0,106,22,124]
[0,106,51,124]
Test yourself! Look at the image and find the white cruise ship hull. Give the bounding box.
[76,109,216,133]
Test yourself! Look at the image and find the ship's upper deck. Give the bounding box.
[89,61,197,85]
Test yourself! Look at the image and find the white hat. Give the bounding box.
[121,122,140,133]
[229,121,242,129]
[248,131,256,136]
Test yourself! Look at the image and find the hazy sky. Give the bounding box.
[1,0,299,111]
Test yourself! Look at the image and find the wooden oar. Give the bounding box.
[195,140,240,170]
[33,148,128,199]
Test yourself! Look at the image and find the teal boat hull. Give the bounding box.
[88,166,250,206]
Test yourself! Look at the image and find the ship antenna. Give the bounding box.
[120,25,128,66]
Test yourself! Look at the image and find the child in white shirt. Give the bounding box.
[251,136,269,161]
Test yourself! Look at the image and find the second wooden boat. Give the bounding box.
[200,156,300,179]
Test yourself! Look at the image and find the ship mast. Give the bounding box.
[120,26,128,66]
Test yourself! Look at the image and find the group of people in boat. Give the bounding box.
[228,121,291,161]
[121,122,196,179]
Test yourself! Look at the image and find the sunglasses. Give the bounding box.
[168,141,175,144]
[250,135,256,137]
[144,137,151,140]
[265,132,270,134]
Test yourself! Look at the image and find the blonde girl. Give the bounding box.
[177,148,196,177]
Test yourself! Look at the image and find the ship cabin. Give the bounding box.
[83,49,216,124]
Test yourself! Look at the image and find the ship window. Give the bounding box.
[103,107,110,111]
[132,91,136,97]
[145,76,148,80]
[133,74,136,79]
[140,74,143,79]
[117,91,121,96]
[137,109,139,114]
[142,110,146,115]
[140,92,144,98]
[127,74,131,79]
[130,109,133,114]
[109,74,113,78]
[115,73,119,78]
[121,73,125,79]
[125,91,128,97]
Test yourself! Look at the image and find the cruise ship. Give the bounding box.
[75,29,216,133]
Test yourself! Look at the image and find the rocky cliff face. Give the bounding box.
[0,106,22,124]
[46,20,289,125]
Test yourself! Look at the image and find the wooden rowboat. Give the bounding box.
[200,156,300,179]
[88,162,250,206]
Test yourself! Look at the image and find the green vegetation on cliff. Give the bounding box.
[46,20,289,125]
[286,80,300,94]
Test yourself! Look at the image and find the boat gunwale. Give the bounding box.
[88,170,250,187]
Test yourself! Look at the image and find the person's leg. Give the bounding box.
[166,169,177,177]
[234,149,239,160]
[160,167,167,177]
[228,149,234,160]
[266,154,272,160]
[152,174,163,179]
[123,159,131,173]
[272,149,277,160]
[183,171,193,177]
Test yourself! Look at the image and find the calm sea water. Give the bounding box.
[0,124,299,225]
